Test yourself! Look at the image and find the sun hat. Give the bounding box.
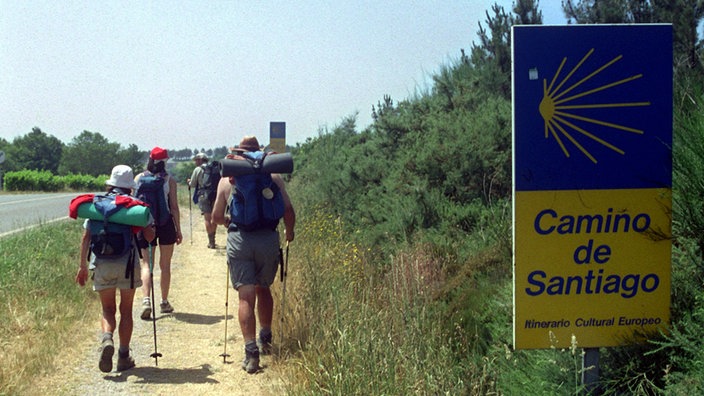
[232,136,261,152]
[105,165,137,190]
[150,147,169,161]
[193,152,208,160]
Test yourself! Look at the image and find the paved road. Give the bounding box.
[0,192,87,237]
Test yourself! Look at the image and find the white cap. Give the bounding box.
[105,165,137,190]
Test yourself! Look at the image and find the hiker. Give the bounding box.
[74,165,156,372]
[187,152,218,248]
[212,135,296,374]
[135,147,183,320]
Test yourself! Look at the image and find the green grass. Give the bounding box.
[276,209,502,394]
[0,219,96,395]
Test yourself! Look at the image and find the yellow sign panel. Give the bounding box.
[514,188,671,349]
[269,138,286,153]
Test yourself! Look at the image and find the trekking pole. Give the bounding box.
[220,265,231,363]
[148,245,163,365]
[188,186,193,245]
[279,241,289,355]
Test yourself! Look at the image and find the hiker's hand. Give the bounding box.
[76,266,88,286]
[176,230,183,245]
[285,229,294,242]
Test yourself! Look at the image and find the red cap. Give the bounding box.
[150,147,169,161]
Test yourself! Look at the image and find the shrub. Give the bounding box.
[3,170,61,191]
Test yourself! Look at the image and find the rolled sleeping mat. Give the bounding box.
[76,202,151,227]
[262,152,294,174]
[220,152,294,177]
[220,158,256,177]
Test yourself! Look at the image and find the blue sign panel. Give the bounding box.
[270,122,286,139]
[513,25,672,191]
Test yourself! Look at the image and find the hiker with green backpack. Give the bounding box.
[73,165,156,373]
[134,147,183,320]
[187,152,221,248]
[212,135,296,374]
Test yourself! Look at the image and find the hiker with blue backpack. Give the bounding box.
[73,165,156,373]
[212,135,296,374]
[187,152,220,248]
[134,147,183,320]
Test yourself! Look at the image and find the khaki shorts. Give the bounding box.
[91,248,142,291]
[227,228,280,289]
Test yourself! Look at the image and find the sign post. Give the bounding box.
[512,24,673,389]
[269,122,286,153]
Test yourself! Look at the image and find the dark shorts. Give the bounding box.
[227,228,281,289]
[197,191,213,215]
[137,216,178,247]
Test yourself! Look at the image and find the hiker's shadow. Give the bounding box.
[105,364,219,384]
[171,312,232,325]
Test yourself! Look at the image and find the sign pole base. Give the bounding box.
[581,347,600,395]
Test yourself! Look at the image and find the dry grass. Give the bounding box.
[0,220,97,395]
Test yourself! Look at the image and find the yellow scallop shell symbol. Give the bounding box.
[539,48,650,164]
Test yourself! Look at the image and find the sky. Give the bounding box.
[1,1,565,152]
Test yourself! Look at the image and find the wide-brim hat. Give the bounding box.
[192,152,208,160]
[232,136,261,153]
[150,147,169,161]
[105,165,137,190]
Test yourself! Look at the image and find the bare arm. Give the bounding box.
[168,176,182,244]
[273,174,295,242]
[75,229,91,286]
[212,176,232,226]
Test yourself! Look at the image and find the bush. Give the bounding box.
[2,170,106,192]
[58,173,107,191]
[3,170,62,191]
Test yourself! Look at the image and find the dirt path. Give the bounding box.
[34,214,287,395]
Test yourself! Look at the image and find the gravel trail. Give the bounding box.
[31,214,286,395]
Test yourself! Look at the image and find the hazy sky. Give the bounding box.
[1,1,564,151]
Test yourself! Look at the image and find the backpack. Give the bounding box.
[87,193,139,287]
[136,173,171,226]
[201,161,222,202]
[229,152,285,231]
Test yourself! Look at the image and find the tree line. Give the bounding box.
[0,127,230,178]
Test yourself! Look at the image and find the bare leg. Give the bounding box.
[117,288,136,348]
[238,285,257,342]
[99,288,118,333]
[255,286,273,330]
[159,243,175,301]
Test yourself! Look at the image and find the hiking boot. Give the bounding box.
[242,349,260,374]
[258,332,273,356]
[116,353,135,371]
[98,338,114,373]
[207,242,216,249]
[140,299,152,320]
[160,300,174,313]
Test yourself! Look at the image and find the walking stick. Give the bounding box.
[279,242,289,341]
[220,265,231,363]
[188,186,193,245]
[148,245,163,365]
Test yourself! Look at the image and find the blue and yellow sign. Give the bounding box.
[513,25,672,349]
[269,121,286,153]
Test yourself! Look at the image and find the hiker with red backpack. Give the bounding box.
[134,147,183,320]
[187,152,220,248]
[73,165,155,372]
[212,136,296,374]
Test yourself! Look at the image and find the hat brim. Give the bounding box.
[233,146,259,152]
[105,180,136,190]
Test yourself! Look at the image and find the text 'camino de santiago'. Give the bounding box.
[525,207,659,298]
